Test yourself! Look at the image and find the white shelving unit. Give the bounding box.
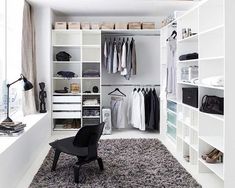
[51,30,102,131]
[161,0,225,187]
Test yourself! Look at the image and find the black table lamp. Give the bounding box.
[2,74,33,124]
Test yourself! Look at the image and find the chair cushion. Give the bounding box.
[50,137,88,156]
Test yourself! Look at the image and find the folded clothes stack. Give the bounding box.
[0,122,26,136]
[201,76,224,87]
[179,53,198,61]
[83,99,99,105]
[83,109,100,116]
[82,69,100,77]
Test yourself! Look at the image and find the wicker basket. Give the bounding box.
[128,22,141,29]
[142,22,155,29]
[81,22,90,30]
[101,23,114,30]
[91,23,101,29]
[115,23,128,30]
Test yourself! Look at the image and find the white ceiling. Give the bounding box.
[28,0,197,17]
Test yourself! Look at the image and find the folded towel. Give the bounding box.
[201,76,224,87]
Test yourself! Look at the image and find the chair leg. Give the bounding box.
[97,157,104,171]
[51,149,61,171]
[74,164,81,183]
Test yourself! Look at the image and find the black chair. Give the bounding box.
[49,122,105,183]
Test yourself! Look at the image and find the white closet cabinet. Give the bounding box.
[52,30,101,130]
[161,0,226,187]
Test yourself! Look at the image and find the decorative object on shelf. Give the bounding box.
[181,66,198,83]
[55,22,67,30]
[54,87,69,93]
[201,148,223,164]
[200,95,224,115]
[68,22,80,30]
[115,23,127,30]
[92,86,99,93]
[56,51,71,61]
[81,22,90,29]
[1,74,33,124]
[39,82,47,113]
[70,83,80,94]
[179,53,198,61]
[182,28,197,39]
[141,22,155,29]
[83,109,100,116]
[182,87,198,108]
[84,91,91,93]
[128,22,141,29]
[57,71,77,78]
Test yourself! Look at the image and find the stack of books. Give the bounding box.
[0,122,26,136]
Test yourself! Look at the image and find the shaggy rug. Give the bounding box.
[30,139,201,188]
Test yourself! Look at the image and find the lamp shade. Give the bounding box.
[22,75,33,91]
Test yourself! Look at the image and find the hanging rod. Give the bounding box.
[102,84,160,87]
[102,33,160,37]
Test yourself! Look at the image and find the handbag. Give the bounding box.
[200,95,224,115]
[56,51,71,61]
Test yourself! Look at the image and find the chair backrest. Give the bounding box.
[73,122,105,148]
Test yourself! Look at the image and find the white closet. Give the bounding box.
[161,0,225,187]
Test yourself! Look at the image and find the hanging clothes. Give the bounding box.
[107,39,113,74]
[131,38,137,75]
[103,39,108,69]
[121,39,128,76]
[112,40,118,73]
[131,90,141,129]
[117,38,122,72]
[110,96,126,129]
[139,91,145,131]
[166,37,177,94]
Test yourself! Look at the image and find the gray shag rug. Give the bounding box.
[30,139,201,188]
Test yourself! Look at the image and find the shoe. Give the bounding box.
[201,149,217,160]
[206,151,223,164]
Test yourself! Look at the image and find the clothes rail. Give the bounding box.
[102,84,160,87]
[102,33,160,37]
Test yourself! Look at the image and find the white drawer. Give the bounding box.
[53,96,81,103]
[53,104,81,111]
[53,112,81,119]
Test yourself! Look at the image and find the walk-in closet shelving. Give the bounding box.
[161,0,225,187]
[52,30,102,131]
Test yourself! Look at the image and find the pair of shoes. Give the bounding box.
[201,149,223,164]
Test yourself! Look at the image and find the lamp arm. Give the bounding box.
[7,77,23,88]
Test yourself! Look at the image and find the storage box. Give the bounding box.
[68,22,80,29]
[55,22,67,30]
[142,22,155,29]
[128,22,141,29]
[91,23,100,29]
[182,88,198,108]
[115,23,128,30]
[101,23,114,30]
[81,22,90,29]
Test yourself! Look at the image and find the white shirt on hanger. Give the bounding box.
[139,91,145,131]
[131,90,141,129]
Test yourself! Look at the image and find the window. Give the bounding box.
[0,0,6,120]
[0,0,24,120]
[6,0,24,117]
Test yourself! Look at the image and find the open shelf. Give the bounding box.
[53,61,81,64]
[178,34,198,43]
[199,136,224,153]
[199,158,224,180]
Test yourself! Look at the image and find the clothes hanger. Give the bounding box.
[166,30,177,41]
[133,88,137,92]
[137,88,141,92]
[108,88,126,97]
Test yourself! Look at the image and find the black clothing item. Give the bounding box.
[179,53,198,61]
[145,89,160,131]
